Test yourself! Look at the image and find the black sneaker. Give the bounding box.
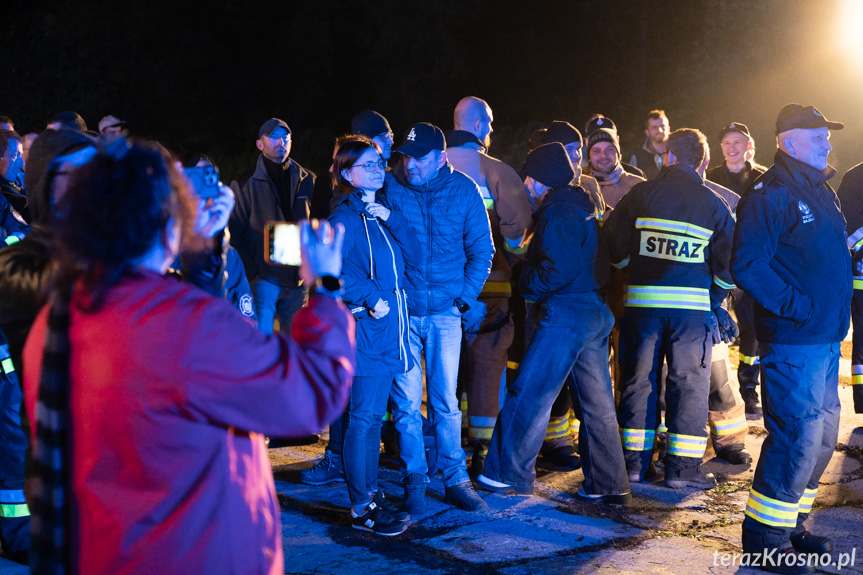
[299,452,345,485]
[403,472,427,516]
[372,491,409,522]
[445,481,489,511]
[790,530,832,554]
[351,501,407,536]
[575,488,633,506]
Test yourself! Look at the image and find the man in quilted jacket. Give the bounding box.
[383,122,494,515]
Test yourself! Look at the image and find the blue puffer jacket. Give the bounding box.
[383,162,494,316]
[329,191,421,376]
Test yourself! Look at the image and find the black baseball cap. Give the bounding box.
[718,122,751,141]
[394,122,445,158]
[258,118,291,139]
[775,104,844,134]
[351,110,391,138]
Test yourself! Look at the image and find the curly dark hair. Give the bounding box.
[53,141,195,309]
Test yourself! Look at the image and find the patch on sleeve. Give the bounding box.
[240,294,254,317]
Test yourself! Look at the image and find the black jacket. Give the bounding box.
[706,161,766,197]
[520,185,607,302]
[732,151,851,345]
[229,156,316,287]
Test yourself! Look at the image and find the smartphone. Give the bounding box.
[183,165,221,199]
[264,222,302,266]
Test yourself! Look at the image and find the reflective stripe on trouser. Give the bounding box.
[742,342,840,549]
[618,313,711,476]
[464,298,514,443]
[0,339,31,553]
[707,342,748,449]
[852,288,863,413]
[732,288,760,390]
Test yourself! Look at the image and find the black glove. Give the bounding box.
[713,307,739,344]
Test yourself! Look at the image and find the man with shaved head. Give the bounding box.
[446,97,532,475]
[732,104,848,569]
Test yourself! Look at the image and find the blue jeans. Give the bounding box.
[251,279,307,335]
[742,342,841,550]
[342,375,392,505]
[391,309,468,487]
[484,293,629,495]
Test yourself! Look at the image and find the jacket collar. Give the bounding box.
[393,160,455,192]
[772,150,836,189]
[445,130,485,150]
[252,155,298,182]
[657,163,703,183]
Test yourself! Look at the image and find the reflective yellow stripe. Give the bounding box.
[710,414,748,436]
[503,242,528,255]
[739,354,760,366]
[625,285,711,312]
[469,426,494,440]
[657,416,667,435]
[0,358,13,374]
[568,412,580,433]
[622,428,655,451]
[545,416,570,440]
[798,488,817,514]
[483,198,495,209]
[482,281,512,294]
[4,236,20,246]
[635,218,713,241]
[507,361,520,371]
[667,433,707,457]
[713,275,736,290]
[612,256,630,269]
[855,278,863,291]
[744,488,799,528]
[0,503,29,518]
[853,375,863,385]
[850,227,863,251]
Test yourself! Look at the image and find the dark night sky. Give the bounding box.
[4,0,863,180]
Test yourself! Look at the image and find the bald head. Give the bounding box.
[454,96,493,148]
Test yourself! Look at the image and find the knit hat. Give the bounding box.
[98,115,126,133]
[351,110,391,138]
[544,121,583,147]
[586,115,617,136]
[523,143,575,189]
[258,118,291,138]
[775,104,843,134]
[394,122,446,158]
[25,129,99,226]
[587,128,621,156]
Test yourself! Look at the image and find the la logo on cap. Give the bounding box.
[407,128,417,141]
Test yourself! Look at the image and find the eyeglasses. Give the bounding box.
[351,160,385,172]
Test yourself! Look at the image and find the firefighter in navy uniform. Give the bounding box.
[732,104,849,575]
[604,128,736,489]
[707,122,767,414]
[836,162,863,415]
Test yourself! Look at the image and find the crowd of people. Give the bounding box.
[0,98,859,574]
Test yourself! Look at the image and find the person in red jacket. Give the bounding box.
[22,142,354,575]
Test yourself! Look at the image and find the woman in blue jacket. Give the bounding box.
[328,136,420,536]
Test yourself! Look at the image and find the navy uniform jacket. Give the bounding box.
[732,151,851,345]
[519,185,607,302]
[604,164,736,317]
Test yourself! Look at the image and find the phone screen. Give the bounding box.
[266,222,302,266]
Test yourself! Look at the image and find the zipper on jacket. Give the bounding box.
[425,186,433,314]
[361,213,375,280]
[377,220,408,369]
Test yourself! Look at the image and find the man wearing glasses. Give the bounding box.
[384,122,494,515]
[229,118,317,334]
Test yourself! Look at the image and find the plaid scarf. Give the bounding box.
[31,290,72,575]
